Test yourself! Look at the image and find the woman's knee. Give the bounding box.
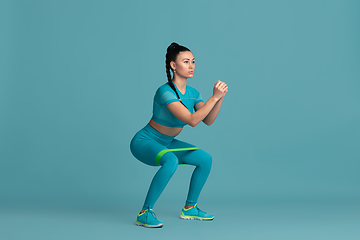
[198,150,212,169]
[204,152,213,168]
[160,152,179,174]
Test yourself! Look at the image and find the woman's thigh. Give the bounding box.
[130,132,168,166]
[168,139,212,166]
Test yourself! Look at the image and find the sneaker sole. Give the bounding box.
[180,215,214,221]
[136,221,163,228]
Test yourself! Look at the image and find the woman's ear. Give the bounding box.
[170,61,176,71]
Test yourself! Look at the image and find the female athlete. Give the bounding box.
[130,42,228,228]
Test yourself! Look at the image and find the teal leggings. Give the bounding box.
[130,124,212,210]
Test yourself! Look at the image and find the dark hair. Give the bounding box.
[165,42,191,108]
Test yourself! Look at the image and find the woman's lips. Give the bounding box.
[189,71,194,74]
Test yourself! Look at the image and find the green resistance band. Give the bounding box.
[155,147,199,166]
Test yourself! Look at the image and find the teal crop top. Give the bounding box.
[152,82,204,127]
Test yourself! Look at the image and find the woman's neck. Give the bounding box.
[172,76,187,94]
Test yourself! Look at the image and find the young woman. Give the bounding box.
[130,42,228,228]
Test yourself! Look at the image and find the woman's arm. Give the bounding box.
[195,88,228,126]
[195,99,222,126]
[166,80,227,127]
[167,97,218,127]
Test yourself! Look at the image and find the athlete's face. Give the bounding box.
[172,51,195,79]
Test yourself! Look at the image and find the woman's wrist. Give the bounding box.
[211,96,221,102]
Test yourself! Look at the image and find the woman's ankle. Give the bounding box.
[184,204,195,210]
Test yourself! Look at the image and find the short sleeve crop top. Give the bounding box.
[152,82,204,127]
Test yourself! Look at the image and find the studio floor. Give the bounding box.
[1,198,359,240]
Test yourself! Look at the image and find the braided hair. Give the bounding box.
[165,42,190,108]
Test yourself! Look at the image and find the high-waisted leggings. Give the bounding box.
[130,123,212,210]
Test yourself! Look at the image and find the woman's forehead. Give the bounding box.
[177,51,194,60]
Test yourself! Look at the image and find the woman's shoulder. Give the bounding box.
[158,82,171,89]
[154,82,179,105]
[156,82,172,94]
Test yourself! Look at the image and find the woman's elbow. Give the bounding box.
[189,119,213,127]
[203,118,214,126]
[188,118,202,127]
[188,121,198,127]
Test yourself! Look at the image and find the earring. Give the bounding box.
[174,69,176,73]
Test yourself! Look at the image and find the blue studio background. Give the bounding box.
[1,0,359,239]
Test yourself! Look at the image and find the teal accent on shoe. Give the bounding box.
[136,209,163,228]
[180,204,214,221]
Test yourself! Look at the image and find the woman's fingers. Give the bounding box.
[220,82,228,97]
[215,80,227,89]
[214,80,221,88]
[218,82,227,91]
[213,80,228,99]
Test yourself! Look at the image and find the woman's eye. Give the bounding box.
[184,61,188,63]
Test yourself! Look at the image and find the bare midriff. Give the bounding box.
[149,118,183,137]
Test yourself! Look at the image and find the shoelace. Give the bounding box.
[149,209,157,219]
[144,208,158,222]
[194,205,207,216]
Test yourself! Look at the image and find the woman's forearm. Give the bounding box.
[190,96,219,127]
[203,98,223,125]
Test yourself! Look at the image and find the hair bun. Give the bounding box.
[167,42,179,52]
